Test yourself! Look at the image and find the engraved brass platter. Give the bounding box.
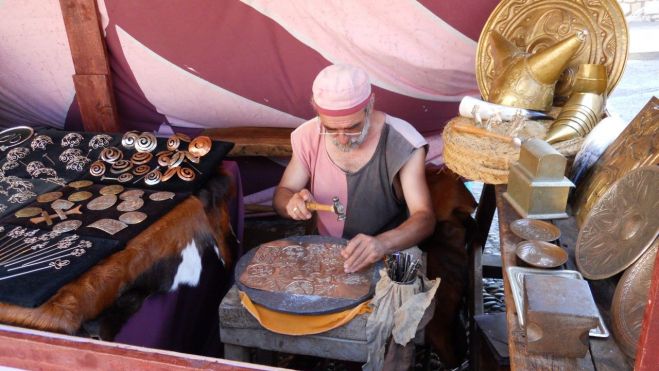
[476,0,628,105]
[576,166,659,280]
[574,97,658,226]
[611,240,658,359]
[236,235,380,315]
[510,219,561,241]
[515,240,568,268]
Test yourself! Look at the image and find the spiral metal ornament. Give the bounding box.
[158,152,173,167]
[117,173,134,183]
[184,151,200,164]
[89,161,106,177]
[161,167,179,182]
[30,135,53,151]
[188,136,212,157]
[7,147,30,161]
[132,164,151,176]
[135,132,157,153]
[88,134,113,149]
[144,169,162,185]
[100,147,123,163]
[169,151,185,168]
[121,131,140,149]
[177,167,196,182]
[61,133,84,148]
[131,152,153,165]
[166,135,180,151]
[110,160,133,174]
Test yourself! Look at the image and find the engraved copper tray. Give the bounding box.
[611,240,658,358]
[507,266,609,337]
[515,240,568,268]
[510,219,561,241]
[476,0,628,105]
[236,235,380,315]
[576,166,659,280]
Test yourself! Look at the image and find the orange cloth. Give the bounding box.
[239,291,372,336]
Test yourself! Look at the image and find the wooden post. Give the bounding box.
[59,0,121,132]
[635,251,659,370]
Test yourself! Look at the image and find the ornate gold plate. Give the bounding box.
[510,219,561,241]
[476,0,628,105]
[611,240,658,359]
[576,166,659,280]
[574,97,659,226]
[516,240,568,268]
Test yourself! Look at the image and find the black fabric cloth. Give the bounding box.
[0,126,234,307]
[0,224,121,307]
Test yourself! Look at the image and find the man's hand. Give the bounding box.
[341,233,386,273]
[286,189,314,220]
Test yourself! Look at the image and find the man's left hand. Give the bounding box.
[341,234,386,273]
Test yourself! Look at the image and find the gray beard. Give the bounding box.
[332,114,371,152]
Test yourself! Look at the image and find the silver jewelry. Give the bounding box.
[30,135,53,151]
[88,134,113,150]
[65,155,90,172]
[135,132,157,153]
[59,148,83,163]
[121,131,140,149]
[61,133,84,148]
[6,147,30,161]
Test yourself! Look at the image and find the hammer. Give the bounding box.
[305,196,346,221]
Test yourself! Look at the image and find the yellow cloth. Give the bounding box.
[239,291,372,336]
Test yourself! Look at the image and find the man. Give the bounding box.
[273,64,435,273]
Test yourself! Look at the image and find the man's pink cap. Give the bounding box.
[312,64,372,116]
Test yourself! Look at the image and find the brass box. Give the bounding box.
[504,162,573,219]
[518,139,566,180]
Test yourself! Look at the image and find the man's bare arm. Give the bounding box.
[273,154,314,220]
[342,148,435,272]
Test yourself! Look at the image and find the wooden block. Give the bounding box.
[524,275,599,358]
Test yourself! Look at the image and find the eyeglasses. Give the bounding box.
[319,122,365,137]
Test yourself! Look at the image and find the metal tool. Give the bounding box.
[305,196,346,221]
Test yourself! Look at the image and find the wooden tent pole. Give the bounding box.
[59,0,121,132]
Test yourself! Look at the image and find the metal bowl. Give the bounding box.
[510,218,561,242]
[516,240,568,268]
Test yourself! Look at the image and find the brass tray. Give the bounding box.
[235,235,380,315]
[516,240,568,268]
[507,266,609,337]
[576,166,659,280]
[476,0,628,105]
[611,240,658,358]
[510,218,561,241]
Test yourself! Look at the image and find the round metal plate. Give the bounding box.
[87,194,118,211]
[99,184,124,195]
[0,126,34,151]
[14,207,43,218]
[510,219,561,241]
[149,191,175,201]
[515,240,568,268]
[52,220,83,233]
[118,211,147,225]
[611,240,658,358]
[67,180,94,189]
[51,199,74,210]
[116,197,144,212]
[68,191,93,202]
[476,0,628,104]
[120,189,145,200]
[36,192,63,203]
[235,235,380,315]
[576,166,659,280]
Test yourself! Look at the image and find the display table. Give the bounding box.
[494,185,632,370]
